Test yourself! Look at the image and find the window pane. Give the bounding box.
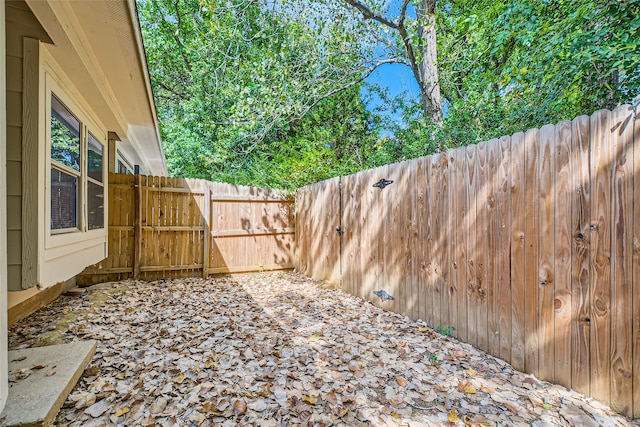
[88,181,104,230]
[51,95,81,171]
[51,168,77,230]
[117,160,127,174]
[87,132,103,182]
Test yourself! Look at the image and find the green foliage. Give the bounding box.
[437,325,455,336]
[51,116,80,171]
[138,0,382,190]
[139,0,640,189]
[434,0,640,145]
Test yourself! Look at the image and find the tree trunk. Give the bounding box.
[416,0,442,122]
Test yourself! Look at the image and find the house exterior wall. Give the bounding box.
[6,0,110,292]
[6,0,164,315]
[5,0,49,291]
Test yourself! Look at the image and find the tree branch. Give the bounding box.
[292,58,404,122]
[343,0,398,29]
[396,1,423,92]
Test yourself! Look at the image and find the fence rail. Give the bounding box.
[78,174,294,284]
[295,104,640,418]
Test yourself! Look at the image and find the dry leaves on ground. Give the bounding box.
[9,272,636,427]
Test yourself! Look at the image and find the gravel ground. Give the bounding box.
[8,272,638,426]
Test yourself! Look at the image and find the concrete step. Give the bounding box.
[1,340,97,427]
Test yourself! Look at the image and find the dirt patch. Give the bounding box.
[13,282,130,348]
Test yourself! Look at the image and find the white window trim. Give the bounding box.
[43,61,108,251]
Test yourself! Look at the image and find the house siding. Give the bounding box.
[5,0,48,291]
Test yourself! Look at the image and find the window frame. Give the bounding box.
[44,70,107,249]
[86,130,105,230]
[116,150,134,174]
[49,93,82,234]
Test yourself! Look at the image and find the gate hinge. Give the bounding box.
[373,178,394,189]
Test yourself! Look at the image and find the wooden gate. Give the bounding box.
[78,174,294,284]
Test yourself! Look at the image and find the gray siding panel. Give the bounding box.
[7,196,21,231]
[6,126,21,161]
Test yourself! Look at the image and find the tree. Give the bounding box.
[434,0,640,141]
[138,0,382,189]
[338,0,443,121]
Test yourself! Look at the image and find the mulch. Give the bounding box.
[8,272,636,426]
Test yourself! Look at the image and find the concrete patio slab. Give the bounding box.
[1,341,97,427]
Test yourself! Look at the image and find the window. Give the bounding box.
[50,95,81,231]
[87,132,104,230]
[116,151,133,174]
[49,92,105,233]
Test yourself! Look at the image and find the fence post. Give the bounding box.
[202,186,211,278]
[133,173,142,279]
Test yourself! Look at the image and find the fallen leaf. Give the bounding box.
[233,399,247,415]
[480,385,495,394]
[172,372,185,384]
[248,399,268,412]
[529,396,544,407]
[45,371,56,377]
[396,375,408,387]
[469,415,491,425]
[324,391,338,406]
[302,395,318,405]
[115,407,130,417]
[85,399,110,417]
[458,379,476,394]
[466,368,476,377]
[32,364,46,370]
[150,397,168,414]
[448,408,461,423]
[11,356,27,362]
[216,397,230,412]
[74,392,96,409]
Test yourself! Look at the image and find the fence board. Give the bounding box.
[423,157,435,327]
[360,169,376,302]
[487,139,500,355]
[538,124,556,383]
[633,103,640,418]
[415,158,428,324]
[498,136,512,362]
[554,120,573,388]
[570,115,591,396]
[465,146,478,346]
[524,128,540,377]
[510,132,526,371]
[453,149,467,341]
[610,105,634,416]
[590,109,613,404]
[476,141,489,352]
[447,152,458,338]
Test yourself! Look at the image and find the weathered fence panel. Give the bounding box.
[294,104,640,418]
[78,175,294,284]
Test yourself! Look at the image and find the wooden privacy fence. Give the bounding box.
[296,104,640,418]
[78,174,294,284]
